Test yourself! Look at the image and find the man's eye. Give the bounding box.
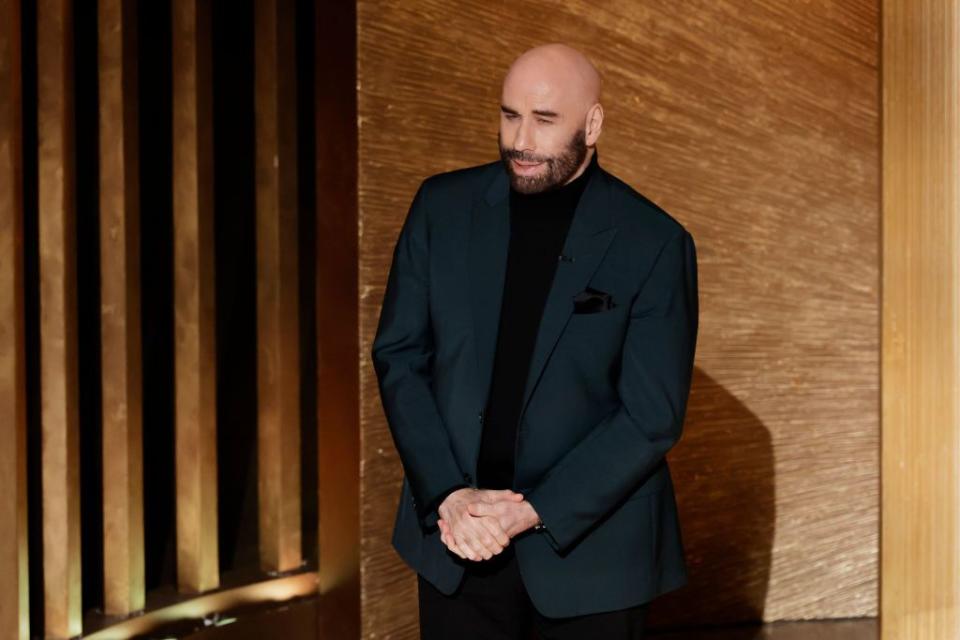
[502,114,551,124]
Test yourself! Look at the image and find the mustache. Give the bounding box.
[500,149,551,164]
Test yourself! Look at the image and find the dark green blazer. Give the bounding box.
[371,151,699,617]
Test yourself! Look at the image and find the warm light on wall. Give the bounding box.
[84,571,318,639]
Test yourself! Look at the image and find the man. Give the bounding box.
[372,42,698,639]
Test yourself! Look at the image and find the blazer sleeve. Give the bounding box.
[371,179,468,531]
[523,228,699,554]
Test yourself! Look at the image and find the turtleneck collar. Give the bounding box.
[508,149,598,205]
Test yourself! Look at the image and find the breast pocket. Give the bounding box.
[565,273,632,332]
[565,303,627,335]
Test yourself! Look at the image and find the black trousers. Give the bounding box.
[418,545,650,640]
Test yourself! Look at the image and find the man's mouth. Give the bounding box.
[512,159,544,175]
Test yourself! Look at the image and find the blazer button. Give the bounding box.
[463,473,473,483]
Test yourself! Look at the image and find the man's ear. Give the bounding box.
[585,102,604,145]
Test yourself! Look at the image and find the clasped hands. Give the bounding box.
[435,488,541,561]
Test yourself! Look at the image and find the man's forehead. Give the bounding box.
[501,76,574,110]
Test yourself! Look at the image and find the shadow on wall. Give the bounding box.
[649,367,775,632]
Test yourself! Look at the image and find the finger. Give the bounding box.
[459,528,489,561]
[479,489,522,503]
[467,502,488,516]
[465,532,488,561]
[447,532,468,559]
[466,522,499,559]
[443,532,461,554]
[453,533,481,560]
[466,536,492,560]
[441,523,460,552]
[478,515,510,548]
[439,521,466,558]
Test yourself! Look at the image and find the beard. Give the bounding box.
[499,128,589,194]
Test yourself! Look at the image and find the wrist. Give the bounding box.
[527,502,544,530]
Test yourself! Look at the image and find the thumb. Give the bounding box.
[486,489,522,502]
[467,502,487,516]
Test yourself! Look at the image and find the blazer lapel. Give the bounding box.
[468,172,511,410]
[468,158,619,426]
[517,166,618,424]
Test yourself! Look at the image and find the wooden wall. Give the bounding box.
[881,0,960,637]
[0,2,325,637]
[359,0,879,635]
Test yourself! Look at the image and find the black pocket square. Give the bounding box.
[572,287,616,313]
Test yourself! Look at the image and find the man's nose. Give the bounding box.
[513,119,535,155]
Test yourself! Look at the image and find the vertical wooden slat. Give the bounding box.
[315,0,360,635]
[172,0,218,593]
[37,0,82,636]
[881,0,960,637]
[0,0,29,637]
[254,0,301,574]
[98,0,144,615]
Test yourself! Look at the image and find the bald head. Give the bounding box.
[503,43,602,115]
[498,43,604,194]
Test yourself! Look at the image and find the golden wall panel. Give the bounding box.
[37,0,83,636]
[98,0,145,616]
[0,0,28,637]
[254,0,302,574]
[172,0,219,594]
[359,0,878,634]
[881,0,960,637]
[314,0,361,637]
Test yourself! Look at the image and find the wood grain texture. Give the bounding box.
[881,0,960,637]
[0,0,28,637]
[359,0,878,634]
[37,0,83,636]
[172,0,219,595]
[98,0,145,616]
[254,0,302,575]
[314,0,361,636]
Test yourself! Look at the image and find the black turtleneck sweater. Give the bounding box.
[477,152,597,491]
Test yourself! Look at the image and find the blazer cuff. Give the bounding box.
[524,495,563,552]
